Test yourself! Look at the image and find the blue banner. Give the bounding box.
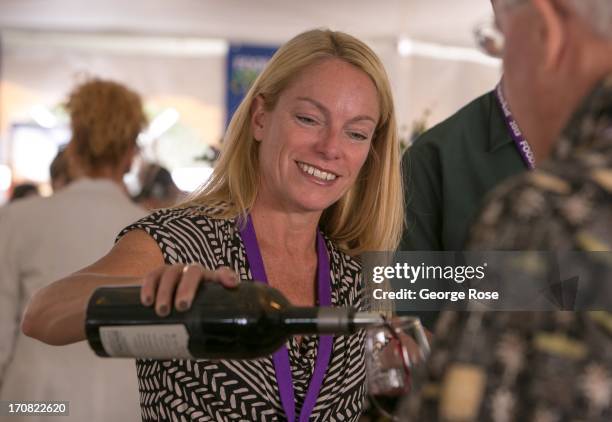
[226,44,278,128]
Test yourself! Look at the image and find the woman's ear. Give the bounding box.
[532,0,568,69]
[250,95,266,142]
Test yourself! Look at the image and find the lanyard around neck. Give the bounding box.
[239,214,333,422]
[494,81,536,170]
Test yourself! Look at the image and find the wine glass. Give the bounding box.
[365,316,430,420]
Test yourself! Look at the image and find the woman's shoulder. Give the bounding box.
[116,205,240,265]
[141,204,234,226]
[118,205,237,242]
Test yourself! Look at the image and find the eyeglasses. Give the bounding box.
[473,18,505,58]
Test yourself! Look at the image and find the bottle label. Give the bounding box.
[99,324,194,359]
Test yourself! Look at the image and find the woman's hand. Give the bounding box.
[140,264,239,316]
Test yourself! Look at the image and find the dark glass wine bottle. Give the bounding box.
[86,282,382,360]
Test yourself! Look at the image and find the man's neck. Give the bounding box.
[502,71,606,164]
[506,25,612,162]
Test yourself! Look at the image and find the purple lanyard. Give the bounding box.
[494,81,536,169]
[239,214,333,422]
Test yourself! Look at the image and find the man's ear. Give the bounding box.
[532,0,569,69]
[250,94,266,142]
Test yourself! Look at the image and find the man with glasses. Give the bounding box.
[400,0,528,330]
[401,0,612,420]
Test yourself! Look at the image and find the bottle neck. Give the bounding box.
[281,307,383,335]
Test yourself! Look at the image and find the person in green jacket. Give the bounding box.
[400,0,538,329]
[400,0,539,253]
[400,89,527,252]
[400,0,612,420]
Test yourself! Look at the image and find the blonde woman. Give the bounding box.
[23,30,403,421]
[1,79,147,421]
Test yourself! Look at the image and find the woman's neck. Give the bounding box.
[249,200,321,257]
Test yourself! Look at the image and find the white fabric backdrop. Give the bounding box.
[0,0,501,182]
[0,34,501,162]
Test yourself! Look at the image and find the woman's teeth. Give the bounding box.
[298,162,337,181]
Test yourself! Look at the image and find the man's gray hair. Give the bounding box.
[499,0,612,39]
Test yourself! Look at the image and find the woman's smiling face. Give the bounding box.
[251,58,380,215]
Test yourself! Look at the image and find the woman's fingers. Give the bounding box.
[141,264,240,316]
[174,265,204,311]
[155,264,185,316]
[214,266,240,288]
[174,265,239,312]
[140,265,166,306]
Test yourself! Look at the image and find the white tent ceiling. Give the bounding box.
[0,0,500,194]
[0,0,492,47]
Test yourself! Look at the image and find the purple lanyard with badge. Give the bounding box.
[239,214,333,422]
[494,81,536,169]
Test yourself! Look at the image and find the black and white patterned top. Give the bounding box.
[118,207,367,421]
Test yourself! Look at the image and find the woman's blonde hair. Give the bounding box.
[65,78,147,175]
[183,29,404,255]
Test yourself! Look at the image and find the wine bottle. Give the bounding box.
[85,282,382,360]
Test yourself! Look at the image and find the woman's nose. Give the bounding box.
[314,129,342,160]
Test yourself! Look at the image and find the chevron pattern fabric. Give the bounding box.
[118,207,367,421]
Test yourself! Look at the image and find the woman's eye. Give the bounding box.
[348,131,369,141]
[296,115,318,125]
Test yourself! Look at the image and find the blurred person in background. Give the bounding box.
[134,162,184,210]
[400,0,530,253]
[49,148,73,193]
[403,0,612,420]
[399,0,529,330]
[9,182,40,202]
[0,78,147,421]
